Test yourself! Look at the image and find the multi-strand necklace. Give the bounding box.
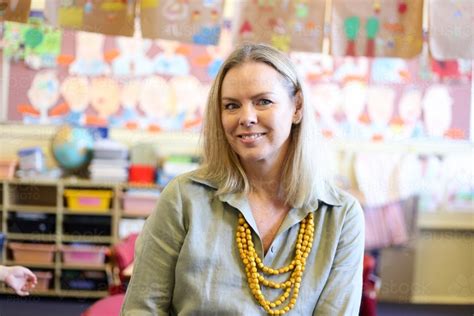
[236,212,315,315]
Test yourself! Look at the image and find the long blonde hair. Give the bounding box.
[200,43,329,208]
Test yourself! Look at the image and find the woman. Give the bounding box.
[122,44,364,315]
[0,265,37,296]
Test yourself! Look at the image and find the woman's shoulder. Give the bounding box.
[318,181,362,209]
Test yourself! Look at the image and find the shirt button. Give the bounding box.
[270,246,275,253]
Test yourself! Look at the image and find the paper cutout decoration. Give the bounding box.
[154,40,191,76]
[140,0,224,45]
[44,0,135,37]
[89,77,121,126]
[2,21,62,69]
[331,0,423,57]
[69,31,110,76]
[367,86,396,140]
[113,36,154,77]
[234,0,326,52]
[429,0,474,60]
[27,70,60,124]
[422,85,453,138]
[59,76,90,126]
[0,0,31,23]
[370,58,410,83]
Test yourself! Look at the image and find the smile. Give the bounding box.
[238,133,265,140]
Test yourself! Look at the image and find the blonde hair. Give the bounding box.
[200,43,329,208]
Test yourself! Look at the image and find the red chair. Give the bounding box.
[359,254,379,316]
[81,234,138,316]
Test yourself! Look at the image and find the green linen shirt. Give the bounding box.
[121,170,364,316]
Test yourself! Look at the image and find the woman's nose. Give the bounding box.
[239,104,257,127]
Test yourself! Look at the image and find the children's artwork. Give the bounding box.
[69,31,110,76]
[367,86,396,139]
[154,40,190,76]
[140,0,224,45]
[370,58,410,83]
[331,0,423,58]
[429,0,474,60]
[235,0,326,52]
[22,70,61,124]
[44,0,135,37]
[291,52,334,83]
[59,76,89,125]
[421,85,453,138]
[113,36,154,77]
[0,0,31,23]
[5,27,217,131]
[2,21,62,69]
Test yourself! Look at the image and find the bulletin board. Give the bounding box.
[3,21,233,132]
[290,52,472,141]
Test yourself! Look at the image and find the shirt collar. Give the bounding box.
[188,170,343,208]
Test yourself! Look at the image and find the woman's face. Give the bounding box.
[220,62,301,170]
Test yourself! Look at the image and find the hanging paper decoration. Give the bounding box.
[44,0,135,37]
[140,0,224,45]
[0,0,31,23]
[331,0,423,58]
[234,0,326,53]
[429,0,474,60]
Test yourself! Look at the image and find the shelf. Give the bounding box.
[56,290,109,298]
[61,263,110,271]
[5,260,56,269]
[418,211,474,230]
[7,205,57,213]
[62,235,113,243]
[63,208,112,216]
[120,210,151,218]
[122,182,161,189]
[8,179,59,186]
[6,233,56,242]
[61,263,109,270]
[0,288,108,298]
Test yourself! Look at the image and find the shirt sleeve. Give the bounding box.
[313,199,365,316]
[121,178,186,316]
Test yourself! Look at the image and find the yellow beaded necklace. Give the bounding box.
[236,212,315,315]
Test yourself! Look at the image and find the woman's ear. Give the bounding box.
[293,91,303,124]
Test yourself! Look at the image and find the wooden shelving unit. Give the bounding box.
[0,178,159,298]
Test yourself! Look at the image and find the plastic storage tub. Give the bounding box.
[0,160,16,179]
[128,165,155,183]
[61,270,108,291]
[8,212,56,234]
[122,191,159,216]
[64,189,113,212]
[62,244,109,265]
[63,215,111,236]
[32,271,53,291]
[9,242,55,263]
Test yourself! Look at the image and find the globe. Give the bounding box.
[52,126,94,171]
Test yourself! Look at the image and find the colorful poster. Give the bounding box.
[331,0,423,58]
[234,0,326,53]
[140,0,224,45]
[2,21,62,69]
[429,0,474,60]
[44,0,135,37]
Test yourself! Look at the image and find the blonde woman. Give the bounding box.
[122,44,364,315]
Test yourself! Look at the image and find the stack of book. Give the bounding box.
[89,139,129,182]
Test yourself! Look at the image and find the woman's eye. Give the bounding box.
[257,99,272,106]
[224,103,238,110]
